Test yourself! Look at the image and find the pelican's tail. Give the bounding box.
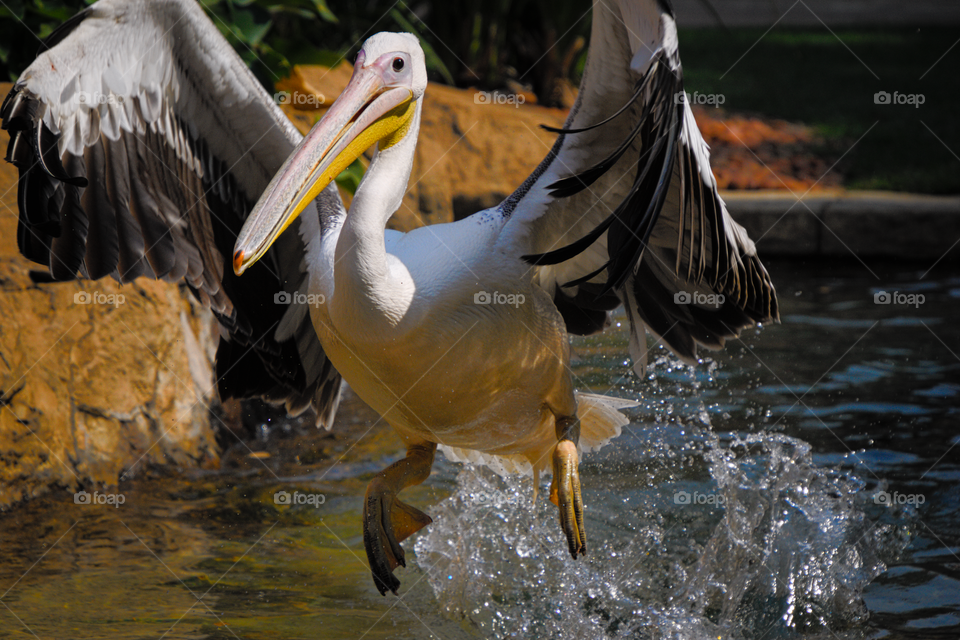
[576,392,636,453]
[438,393,636,480]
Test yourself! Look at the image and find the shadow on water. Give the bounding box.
[0,259,958,639]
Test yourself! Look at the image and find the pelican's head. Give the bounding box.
[233,32,426,275]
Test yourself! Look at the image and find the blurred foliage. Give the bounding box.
[303,0,593,104]
[0,0,343,86]
[680,27,960,194]
[334,158,364,195]
[199,0,342,87]
[1,0,592,105]
[381,0,592,103]
[0,0,92,80]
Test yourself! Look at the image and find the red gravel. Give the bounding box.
[692,106,842,191]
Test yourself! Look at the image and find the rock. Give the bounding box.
[0,84,220,509]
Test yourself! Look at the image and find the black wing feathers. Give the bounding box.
[523,53,685,297]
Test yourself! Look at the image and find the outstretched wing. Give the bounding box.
[498,0,778,369]
[1,0,342,425]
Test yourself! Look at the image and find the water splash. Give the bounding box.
[414,431,910,639]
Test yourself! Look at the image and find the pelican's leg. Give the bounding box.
[549,415,586,558]
[363,440,436,595]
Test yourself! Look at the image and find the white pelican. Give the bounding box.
[4,0,778,595]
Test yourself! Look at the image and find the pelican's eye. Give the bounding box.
[392,57,404,72]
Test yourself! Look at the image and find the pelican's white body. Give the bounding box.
[288,29,638,474]
[303,170,582,475]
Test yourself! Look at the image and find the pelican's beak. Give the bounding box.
[233,56,415,275]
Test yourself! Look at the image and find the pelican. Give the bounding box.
[3,0,778,595]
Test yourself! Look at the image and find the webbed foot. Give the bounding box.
[361,442,436,595]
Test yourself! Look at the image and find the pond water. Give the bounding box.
[0,259,958,639]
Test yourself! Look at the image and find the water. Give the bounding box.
[0,260,958,639]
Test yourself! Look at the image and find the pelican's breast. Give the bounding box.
[310,216,576,454]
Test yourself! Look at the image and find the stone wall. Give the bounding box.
[672,0,960,27]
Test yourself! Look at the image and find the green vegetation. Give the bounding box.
[0,0,343,86]
[679,27,960,194]
[0,0,592,103]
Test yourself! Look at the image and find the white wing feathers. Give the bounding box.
[32,0,300,197]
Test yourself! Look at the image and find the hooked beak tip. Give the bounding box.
[233,250,246,276]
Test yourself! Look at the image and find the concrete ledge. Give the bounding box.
[725,190,960,262]
[673,0,960,27]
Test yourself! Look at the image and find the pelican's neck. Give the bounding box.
[333,101,421,313]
